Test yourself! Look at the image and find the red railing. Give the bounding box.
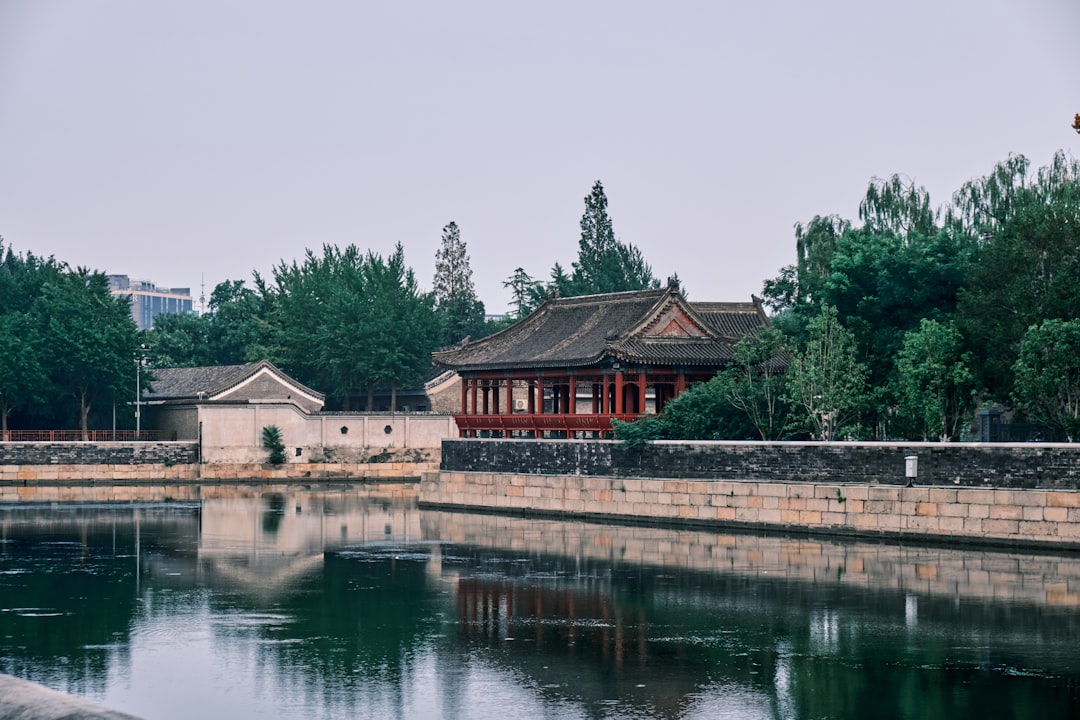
[454,413,641,438]
[1,430,162,442]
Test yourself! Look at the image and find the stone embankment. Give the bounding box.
[421,439,1080,549]
[0,442,436,485]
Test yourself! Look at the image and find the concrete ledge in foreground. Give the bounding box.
[0,674,142,720]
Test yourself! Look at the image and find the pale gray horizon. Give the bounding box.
[1,0,1077,314]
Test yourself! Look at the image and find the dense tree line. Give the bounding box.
[620,150,1080,443]
[0,239,139,438]
[8,157,1077,437]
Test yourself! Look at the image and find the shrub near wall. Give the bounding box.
[440,439,1080,489]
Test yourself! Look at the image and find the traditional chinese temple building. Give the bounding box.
[433,283,769,438]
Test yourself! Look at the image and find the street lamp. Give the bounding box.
[135,344,148,440]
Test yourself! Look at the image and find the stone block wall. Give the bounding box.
[0,442,199,466]
[419,471,1080,549]
[441,439,1080,488]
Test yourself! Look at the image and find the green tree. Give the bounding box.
[894,318,977,441]
[0,239,58,437]
[261,425,286,465]
[35,269,139,438]
[718,326,790,440]
[207,280,266,364]
[503,267,544,318]
[568,180,658,295]
[783,305,868,440]
[1012,319,1080,442]
[145,311,213,368]
[355,244,439,410]
[954,151,1080,399]
[262,243,438,410]
[432,221,485,346]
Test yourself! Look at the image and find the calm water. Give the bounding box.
[1,483,1078,720]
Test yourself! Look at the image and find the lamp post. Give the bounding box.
[135,344,148,440]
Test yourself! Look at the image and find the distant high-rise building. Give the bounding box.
[108,275,194,330]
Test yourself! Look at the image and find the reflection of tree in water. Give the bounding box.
[235,552,441,711]
[0,508,190,695]
[261,493,286,536]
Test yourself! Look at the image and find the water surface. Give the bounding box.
[0,483,1078,719]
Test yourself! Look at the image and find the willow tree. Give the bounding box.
[954,151,1080,398]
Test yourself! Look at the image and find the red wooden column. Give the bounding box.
[638,371,648,415]
[471,379,478,415]
[536,377,545,414]
[676,372,686,398]
[615,372,624,414]
[600,372,609,414]
[567,379,576,414]
[505,378,513,415]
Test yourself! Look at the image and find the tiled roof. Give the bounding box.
[146,360,324,402]
[433,287,768,372]
[692,300,770,340]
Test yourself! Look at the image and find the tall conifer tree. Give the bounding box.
[432,221,485,345]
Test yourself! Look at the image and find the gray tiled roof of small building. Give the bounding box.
[146,364,259,399]
[146,360,325,401]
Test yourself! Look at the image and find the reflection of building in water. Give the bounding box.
[419,506,1080,715]
[195,484,420,596]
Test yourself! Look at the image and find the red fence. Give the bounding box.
[454,413,640,438]
[1,430,162,442]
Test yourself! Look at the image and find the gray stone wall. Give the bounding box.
[0,442,199,466]
[441,439,1080,489]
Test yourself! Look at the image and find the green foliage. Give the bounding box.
[894,319,977,441]
[144,279,267,369]
[955,151,1080,399]
[612,415,665,450]
[1012,319,1080,442]
[145,311,214,368]
[432,221,486,346]
[502,267,544,318]
[719,327,791,440]
[760,152,1080,438]
[261,425,286,465]
[35,269,139,437]
[783,305,868,440]
[506,181,660,311]
[569,180,658,295]
[260,243,438,410]
[658,375,760,440]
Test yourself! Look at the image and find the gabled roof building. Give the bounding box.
[433,283,769,438]
[144,360,325,441]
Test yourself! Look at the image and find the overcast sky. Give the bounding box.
[1,1,1077,315]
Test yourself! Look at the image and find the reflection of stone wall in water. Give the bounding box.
[420,509,1080,609]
